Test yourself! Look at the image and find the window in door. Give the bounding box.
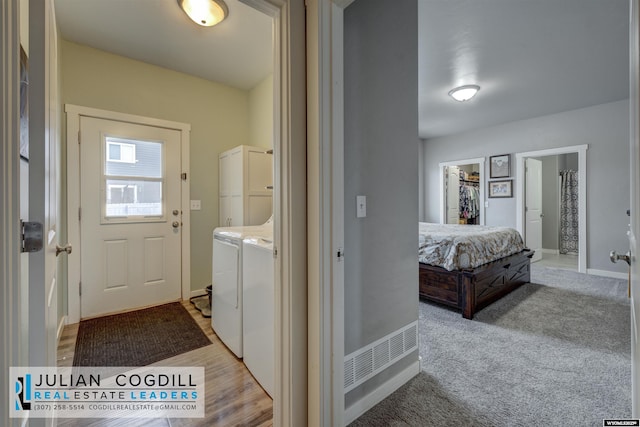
[103,136,164,221]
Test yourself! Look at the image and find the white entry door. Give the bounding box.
[446,166,460,224]
[525,158,543,262]
[80,116,182,318]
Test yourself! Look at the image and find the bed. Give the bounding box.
[418,222,534,319]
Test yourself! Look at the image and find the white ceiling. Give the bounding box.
[54,0,273,91]
[54,0,630,136]
[418,0,630,139]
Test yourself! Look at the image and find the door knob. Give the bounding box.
[610,250,631,266]
[172,221,180,229]
[56,244,72,256]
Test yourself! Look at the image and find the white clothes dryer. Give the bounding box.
[211,218,272,358]
[242,236,274,397]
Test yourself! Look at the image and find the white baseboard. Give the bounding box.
[542,248,559,255]
[190,289,207,298]
[57,315,67,344]
[344,358,421,425]
[587,269,628,280]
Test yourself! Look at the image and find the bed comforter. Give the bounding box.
[418,222,525,271]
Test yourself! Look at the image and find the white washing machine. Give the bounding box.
[212,218,272,358]
[242,236,274,397]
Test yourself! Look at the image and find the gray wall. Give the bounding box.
[539,156,560,251]
[345,0,420,407]
[422,100,630,273]
[560,152,579,171]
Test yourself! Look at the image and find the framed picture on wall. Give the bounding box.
[489,154,510,178]
[488,180,513,198]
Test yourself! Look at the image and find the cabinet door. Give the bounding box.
[230,195,243,226]
[219,195,231,227]
[228,150,242,196]
[248,151,273,192]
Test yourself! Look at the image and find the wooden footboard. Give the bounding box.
[418,249,534,319]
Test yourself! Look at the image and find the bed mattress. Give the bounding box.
[418,222,525,271]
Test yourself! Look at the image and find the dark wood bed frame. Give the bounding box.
[419,249,534,319]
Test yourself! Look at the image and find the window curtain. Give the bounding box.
[559,170,579,254]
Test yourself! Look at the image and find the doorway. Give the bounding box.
[439,157,486,225]
[516,145,588,274]
[56,0,305,424]
[526,154,580,270]
[4,0,308,425]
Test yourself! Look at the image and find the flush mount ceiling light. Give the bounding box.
[448,84,480,102]
[177,0,228,27]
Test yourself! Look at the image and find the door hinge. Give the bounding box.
[273,247,278,258]
[79,282,82,296]
[337,247,344,262]
[20,220,44,253]
[78,130,81,144]
[78,207,82,221]
[181,173,187,181]
[525,206,529,212]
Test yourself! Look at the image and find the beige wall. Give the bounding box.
[61,40,251,293]
[248,74,273,149]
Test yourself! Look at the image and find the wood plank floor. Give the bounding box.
[56,300,273,427]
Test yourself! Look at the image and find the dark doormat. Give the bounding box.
[73,302,212,367]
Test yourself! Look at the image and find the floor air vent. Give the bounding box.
[344,321,418,393]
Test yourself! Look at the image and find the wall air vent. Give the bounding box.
[344,321,418,393]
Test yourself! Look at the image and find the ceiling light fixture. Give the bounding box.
[177,0,228,27]
[448,84,480,102]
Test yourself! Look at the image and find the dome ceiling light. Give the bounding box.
[177,0,228,27]
[448,84,480,102]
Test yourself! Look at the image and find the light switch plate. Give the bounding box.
[190,200,201,210]
[356,195,366,218]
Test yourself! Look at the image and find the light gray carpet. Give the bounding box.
[349,265,631,426]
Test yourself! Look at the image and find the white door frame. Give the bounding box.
[0,0,23,424]
[629,0,639,416]
[307,0,347,425]
[438,157,486,225]
[244,0,309,425]
[515,145,588,273]
[65,105,191,324]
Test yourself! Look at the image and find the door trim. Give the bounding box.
[439,157,486,225]
[65,104,191,324]
[515,144,588,273]
[307,0,347,425]
[0,0,22,423]
[630,0,639,416]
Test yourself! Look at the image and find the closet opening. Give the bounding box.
[439,157,486,225]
